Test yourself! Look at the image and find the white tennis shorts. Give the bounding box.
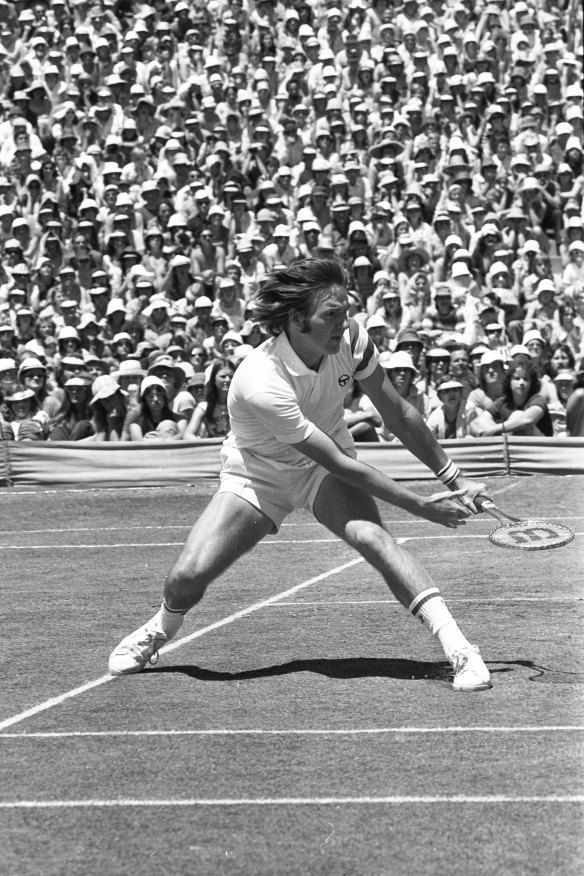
[218,443,356,532]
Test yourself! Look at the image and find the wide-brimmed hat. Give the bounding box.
[5,388,35,403]
[0,357,17,373]
[140,375,167,398]
[398,245,430,272]
[147,354,185,384]
[396,328,423,348]
[381,350,418,373]
[112,359,145,381]
[18,357,46,376]
[90,375,124,405]
[436,378,464,393]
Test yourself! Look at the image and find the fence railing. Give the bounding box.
[1,437,583,489]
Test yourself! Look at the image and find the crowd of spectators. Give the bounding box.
[0,0,583,445]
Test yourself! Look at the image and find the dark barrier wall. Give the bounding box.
[1,438,583,488]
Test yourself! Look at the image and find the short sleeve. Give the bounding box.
[348,318,379,380]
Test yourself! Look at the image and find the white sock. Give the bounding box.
[409,588,470,656]
[151,601,187,640]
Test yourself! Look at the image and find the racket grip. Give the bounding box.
[474,495,493,512]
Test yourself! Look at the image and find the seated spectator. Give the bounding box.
[426,377,471,440]
[89,376,130,442]
[466,351,508,436]
[147,354,196,425]
[0,388,50,441]
[49,377,95,442]
[182,358,235,440]
[127,376,183,442]
[472,359,553,437]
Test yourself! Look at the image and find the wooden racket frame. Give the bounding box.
[474,496,575,551]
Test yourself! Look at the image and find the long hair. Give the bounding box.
[502,359,540,406]
[204,358,236,421]
[92,391,128,436]
[253,259,347,336]
[139,385,174,432]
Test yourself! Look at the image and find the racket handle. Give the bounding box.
[475,495,493,510]
[474,495,519,523]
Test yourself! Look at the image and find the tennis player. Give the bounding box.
[109,260,491,691]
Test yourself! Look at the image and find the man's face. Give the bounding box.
[450,350,469,376]
[294,286,349,359]
[389,366,413,391]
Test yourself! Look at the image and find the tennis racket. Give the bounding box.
[475,496,575,551]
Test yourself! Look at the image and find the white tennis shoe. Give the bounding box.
[108,625,168,676]
[449,645,492,692]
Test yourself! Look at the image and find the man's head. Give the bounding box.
[254,259,348,350]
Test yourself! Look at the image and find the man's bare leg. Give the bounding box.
[313,475,491,691]
[108,493,273,675]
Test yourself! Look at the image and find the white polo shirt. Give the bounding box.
[225,318,379,470]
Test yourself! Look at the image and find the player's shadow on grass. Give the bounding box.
[150,657,456,682]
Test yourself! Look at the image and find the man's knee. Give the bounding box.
[345,519,394,555]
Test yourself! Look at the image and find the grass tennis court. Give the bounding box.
[1,474,583,875]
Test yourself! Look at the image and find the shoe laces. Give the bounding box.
[128,630,165,666]
[450,644,478,675]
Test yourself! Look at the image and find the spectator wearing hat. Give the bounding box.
[111,360,146,399]
[233,235,265,301]
[426,376,471,439]
[147,353,196,425]
[262,225,298,271]
[416,346,452,416]
[422,286,462,343]
[0,387,50,441]
[365,313,390,354]
[211,277,245,332]
[466,350,508,434]
[379,349,425,434]
[0,357,18,416]
[127,375,182,442]
[523,279,560,340]
[88,375,130,442]
[55,325,83,365]
[17,355,55,415]
[561,241,584,299]
[49,376,95,442]
[141,295,173,351]
[163,254,199,308]
[521,251,556,305]
[375,286,407,344]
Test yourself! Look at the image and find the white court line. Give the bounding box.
[1,532,582,551]
[6,532,584,551]
[0,539,345,551]
[269,597,583,606]
[1,725,583,739]
[1,515,582,537]
[1,796,582,809]
[0,556,366,733]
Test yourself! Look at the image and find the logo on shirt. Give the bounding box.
[338,374,351,387]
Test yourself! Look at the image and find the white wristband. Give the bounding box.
[435,459,461,487]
